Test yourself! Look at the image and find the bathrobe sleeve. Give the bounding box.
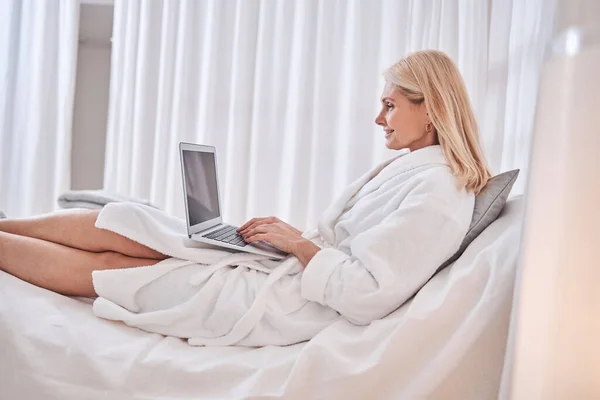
[300,177,472,325]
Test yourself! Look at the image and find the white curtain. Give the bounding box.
[105,0,555,230]
[0,0,80,218]
[484,0,556,193]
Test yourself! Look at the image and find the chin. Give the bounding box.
[385,139,402,150]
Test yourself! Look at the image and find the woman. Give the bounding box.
[0,50,491,346]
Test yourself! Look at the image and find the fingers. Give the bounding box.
[237,216,302,242]
[237,216,277,234]
[240,222,296,254]
[241,225,270,240]
[244,233,268,243]
[237,217,259,232]
[238,217,263,233]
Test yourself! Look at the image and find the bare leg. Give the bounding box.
[0,231,161,297]
[0,209,167,260]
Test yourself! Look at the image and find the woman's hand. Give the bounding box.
[237,217,315,260]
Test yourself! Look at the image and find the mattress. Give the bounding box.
[0,197,524,400]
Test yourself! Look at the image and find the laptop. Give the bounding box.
[179,142,289,260]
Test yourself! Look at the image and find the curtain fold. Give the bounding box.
[484,0,557,193]
[0,0,80,217]
[105,0,555,230]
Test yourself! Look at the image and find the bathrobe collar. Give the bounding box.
[317,145,448,242]
[375,145,448,183]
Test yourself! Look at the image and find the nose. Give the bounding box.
[375,109,386,127]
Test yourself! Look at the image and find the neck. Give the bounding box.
[409,132,439,152]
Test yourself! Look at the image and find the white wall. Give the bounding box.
[502,1,600,399]
[71,4,113,190]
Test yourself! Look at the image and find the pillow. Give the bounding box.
[435,169,520,273]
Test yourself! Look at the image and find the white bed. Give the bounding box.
[0,197,523,400]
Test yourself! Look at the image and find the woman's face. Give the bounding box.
[375,81,435,151]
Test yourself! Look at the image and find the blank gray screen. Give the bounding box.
[182,150,220,226]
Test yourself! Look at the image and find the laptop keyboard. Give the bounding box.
[202,224,248,247]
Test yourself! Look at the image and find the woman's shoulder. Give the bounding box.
[378,163,472,214]
[392,166,474,229]
[405,164,474,204]
[405,163,457,187]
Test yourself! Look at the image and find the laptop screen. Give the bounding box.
[182,149,221,226]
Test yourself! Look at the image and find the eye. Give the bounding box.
[385,102,394,110]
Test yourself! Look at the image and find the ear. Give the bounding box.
[424,111,432,125]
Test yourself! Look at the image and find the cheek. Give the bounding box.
[386,110,403,133]
[385,110,399,129]
[387,109,422,138]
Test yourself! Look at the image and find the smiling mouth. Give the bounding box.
[384,130,394,136]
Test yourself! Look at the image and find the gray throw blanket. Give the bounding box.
[57,190,159,210]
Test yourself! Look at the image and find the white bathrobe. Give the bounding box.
[92,145,474,346]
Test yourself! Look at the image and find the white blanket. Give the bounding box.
[92,145,475,346]
[0,197,523,399]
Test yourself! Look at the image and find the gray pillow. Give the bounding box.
[435,169,520,273]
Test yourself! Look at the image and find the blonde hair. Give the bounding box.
[383,50,491,193]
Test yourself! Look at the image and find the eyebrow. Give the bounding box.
[380,97,395,103]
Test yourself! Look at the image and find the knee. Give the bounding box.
[96,251,161,270]
[96,251,131,270]
[85,209,102,224]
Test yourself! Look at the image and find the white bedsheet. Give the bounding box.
[0,197,523,400]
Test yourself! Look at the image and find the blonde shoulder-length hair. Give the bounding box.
[383,50,491,194]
